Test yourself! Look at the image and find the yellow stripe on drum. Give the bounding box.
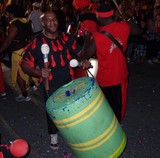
[54,91,104,128]
[46,77,127,158]
[108,132,127,158]
[69,116,118,151]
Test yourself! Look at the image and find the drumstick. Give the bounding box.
[75,21,81,36]
[112,0,123,15]
[69,59,95,78]
[41,44,50,91]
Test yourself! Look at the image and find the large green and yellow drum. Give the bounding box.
[46,77,126,158]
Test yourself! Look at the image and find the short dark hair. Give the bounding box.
[7,4,25,18]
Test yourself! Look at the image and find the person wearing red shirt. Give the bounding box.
[79,2,130,122]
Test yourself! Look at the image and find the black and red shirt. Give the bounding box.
[23,31,82,94]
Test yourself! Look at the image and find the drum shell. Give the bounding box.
[46,77,126,158]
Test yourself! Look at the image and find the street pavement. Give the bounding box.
[0,61,160,158]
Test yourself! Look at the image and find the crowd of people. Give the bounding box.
[0,0,160,153]
[122,1,160,64]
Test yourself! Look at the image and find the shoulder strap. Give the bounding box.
[101,31,124,53]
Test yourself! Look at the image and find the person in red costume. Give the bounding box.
[79,2,130,122]
[72,0,99,78]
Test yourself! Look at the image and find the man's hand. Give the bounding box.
[79,60,93,70]
[41,68,51,78]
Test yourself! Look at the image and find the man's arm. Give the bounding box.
[21,60,42,77]
[127,19,143,35]
[21,60,50,78]
[78,35,96,60]
[77,35,97,69]
[0,24,17,54]
[116,10,142,36]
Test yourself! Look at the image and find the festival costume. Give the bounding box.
[92,21,130,121]
[23,31,82,134]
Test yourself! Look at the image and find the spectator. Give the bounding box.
[134,20,147,63]
[28,2,43,36]
[0,11,9,61]
[0,4,33,102]
[145,6,160,64]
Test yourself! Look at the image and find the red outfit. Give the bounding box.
[92,21,130,120]
[0,63,5,93]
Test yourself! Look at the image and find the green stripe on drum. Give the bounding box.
[46,77,127,158]
[108,132,127,158]
[69,116,118,150]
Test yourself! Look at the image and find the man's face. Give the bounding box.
[42,12,59,34]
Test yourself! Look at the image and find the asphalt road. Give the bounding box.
[0,62,160,158]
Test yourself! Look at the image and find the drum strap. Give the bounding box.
[101,31,124,53]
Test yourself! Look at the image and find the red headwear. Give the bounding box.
[73,0,90,10]
[96,10,114,18]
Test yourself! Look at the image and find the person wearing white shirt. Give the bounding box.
[28,2,43,35]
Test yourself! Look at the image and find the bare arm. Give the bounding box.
[127,19,143,35]
[118,12,143,36]
[0,24,17,54]
[21,60,50,78]
[77,35,97,69]
[78,35,96,60]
